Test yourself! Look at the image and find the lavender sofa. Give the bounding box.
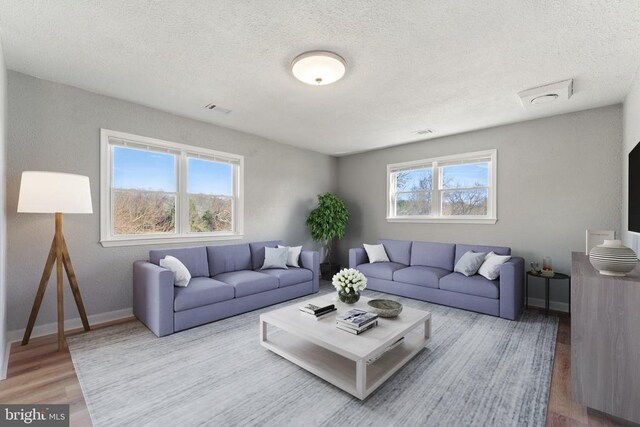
[349,239,524,320]
[133,240,319,336]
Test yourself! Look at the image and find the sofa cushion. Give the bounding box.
[454,244,510,265]
[363,243,390,263]
[357,262,406,281]
[214,270,278,297]
[249,240,283,270]
[261,267,313,288]
[160,255,191,287]
[378,239,412,265]
[393,266,450,289]
[173,277,235,312]
[478,252,512,281]
[261,247,289,269]
[207,244,252,277]
[439,273,500,299]
[149,246,209,278]
[277,245,302,267]
[410,241,456,270]
[454,251,487,277]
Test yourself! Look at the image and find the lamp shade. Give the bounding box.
[17,171,93,214]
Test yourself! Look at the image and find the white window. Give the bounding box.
[100,129,244,246]
[387,150,497,224]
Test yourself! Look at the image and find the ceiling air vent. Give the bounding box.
[518,79,573,110]
[204,103,232,114]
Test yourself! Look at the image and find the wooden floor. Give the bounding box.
[0,311,625,427]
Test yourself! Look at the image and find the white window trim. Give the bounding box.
[386,149,497,224]
[100,129,244,247]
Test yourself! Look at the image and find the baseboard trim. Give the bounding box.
[526,297,569,313]
[7,307,133,343]
[1,344,10,380]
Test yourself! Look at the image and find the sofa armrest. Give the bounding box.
[499,256,525,320]
[349,248,368,269]
[133,261,175,337]
[300,250,320,292]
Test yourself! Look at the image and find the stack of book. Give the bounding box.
[299,303,337,320]
[336,308,379,335]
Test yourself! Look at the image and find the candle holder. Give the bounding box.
[541,257,554,277]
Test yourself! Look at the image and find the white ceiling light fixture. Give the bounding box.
[291,51,346,86]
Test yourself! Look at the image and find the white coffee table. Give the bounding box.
[260,295,431,400]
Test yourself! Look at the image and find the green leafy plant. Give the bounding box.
[306,193,349,265]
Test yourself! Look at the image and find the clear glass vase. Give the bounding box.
[338,289,360,304]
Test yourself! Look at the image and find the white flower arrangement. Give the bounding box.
[332,268,367,294]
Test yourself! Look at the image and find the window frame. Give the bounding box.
[100,129,244,247]
[386,149,497,224]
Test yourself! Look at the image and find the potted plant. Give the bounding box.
[306,193,349,280]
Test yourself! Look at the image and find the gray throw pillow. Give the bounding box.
[454,251,487,277]
[261,246,289,270]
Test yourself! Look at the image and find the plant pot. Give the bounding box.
[320,263,341,280]
[338,290,361,304]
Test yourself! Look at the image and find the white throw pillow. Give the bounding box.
[261,246,289,269]
[363,243,390,263]
[160,255,191,287]
[277,245,302,267]
[454,251,487,277]
[477,252,512,281]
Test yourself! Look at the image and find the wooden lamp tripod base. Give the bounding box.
[22,212,90,351]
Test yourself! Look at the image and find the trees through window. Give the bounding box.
[100,129,243,246]
[387,150,496,223]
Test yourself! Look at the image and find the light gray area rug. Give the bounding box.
[67,288,558,427]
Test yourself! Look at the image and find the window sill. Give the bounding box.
[100,234,244,248]
[386,217,497,225]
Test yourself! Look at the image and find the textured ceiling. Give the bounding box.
[1,1,639,155]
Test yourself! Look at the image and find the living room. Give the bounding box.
[0,2,639,426]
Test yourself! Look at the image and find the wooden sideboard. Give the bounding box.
[571,252,640,424]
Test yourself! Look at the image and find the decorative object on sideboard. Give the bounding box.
[18,171,93,351]
[332,268,367,304]
[367,299,403,318]
[588,240,637,276]
[585,229,615,255]
[306,193,350,280]
[541,257,554,277]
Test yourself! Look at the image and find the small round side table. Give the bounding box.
[525,271,571,313]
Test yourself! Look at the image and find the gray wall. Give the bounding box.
[623,70,640,253]
[6,71,337,331]
[0,38,8,376]
[336,106,622,306]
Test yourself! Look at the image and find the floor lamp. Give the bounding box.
[18,171,93,351]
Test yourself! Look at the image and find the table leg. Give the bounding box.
[260,319,267,342]
[424,317,431,341]
[545,278,550,312]
[525,274,529,309]
[356,359,366,399]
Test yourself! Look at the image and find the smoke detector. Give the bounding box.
[518,79,573,110]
